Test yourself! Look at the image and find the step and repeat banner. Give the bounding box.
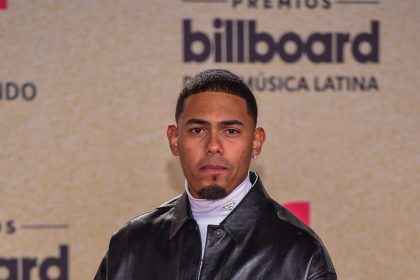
[1,0,418,279]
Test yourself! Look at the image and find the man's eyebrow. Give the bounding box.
[184,119,244,127]
[185,118,210,126]
[220,120,244,126]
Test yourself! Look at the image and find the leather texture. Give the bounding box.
[95,172,337,280]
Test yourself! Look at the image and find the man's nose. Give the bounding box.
[205,132,223,155]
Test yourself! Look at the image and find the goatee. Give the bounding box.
[198,184,228,200]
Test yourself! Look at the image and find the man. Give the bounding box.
[95,69,337,279]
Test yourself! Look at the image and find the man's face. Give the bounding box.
[167,91,265,199]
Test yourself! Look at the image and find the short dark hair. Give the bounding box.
[176,69,258,125]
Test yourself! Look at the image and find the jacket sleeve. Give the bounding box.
[94,254,108,280]
[307,245,337,280]
[309,270,337,280]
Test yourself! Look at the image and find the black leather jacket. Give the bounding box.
[95,172,337,279]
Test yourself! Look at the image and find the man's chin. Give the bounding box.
[198,184,228,200]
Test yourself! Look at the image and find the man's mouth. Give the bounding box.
[200,165,227,175]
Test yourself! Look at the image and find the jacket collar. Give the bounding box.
[169,172,288,242]
[169,191,193,239]
[222,171,281,243]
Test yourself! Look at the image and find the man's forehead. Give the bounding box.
[176,91,253,126]
[181,94,247,117]
[187,90,244,101]
[183,91,247,111]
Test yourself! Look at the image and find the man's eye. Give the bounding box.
[191,128,205,134]
[226,128,239,135]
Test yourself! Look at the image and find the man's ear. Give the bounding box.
[167,124,179,156]
[252,127,266,156]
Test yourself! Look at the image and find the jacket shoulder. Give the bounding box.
[269,199,336,278]
[270,199,312,235]
[94,195,183,279]
[111,194,181,241]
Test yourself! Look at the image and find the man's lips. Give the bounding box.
[200,165,227,175]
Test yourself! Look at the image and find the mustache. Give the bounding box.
[197,157,231,169]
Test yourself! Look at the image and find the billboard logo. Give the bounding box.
[183,18,379,64]
[0,245,68,280]
[0,0,7,10]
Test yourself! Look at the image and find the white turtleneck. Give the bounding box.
[185,172,256,256]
